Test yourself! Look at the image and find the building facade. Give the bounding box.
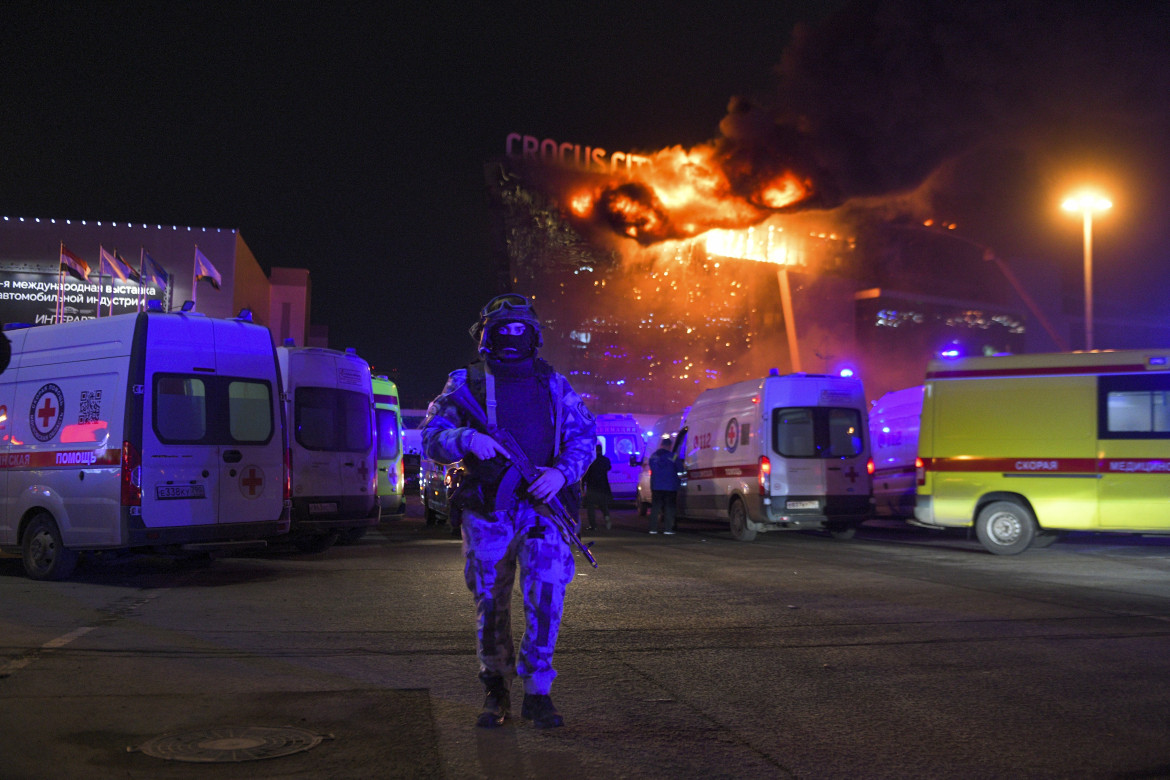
[0,216,319,346]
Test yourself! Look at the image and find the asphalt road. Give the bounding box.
[1,501,1169,779]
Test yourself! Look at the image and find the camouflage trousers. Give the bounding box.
[461,501,576,695]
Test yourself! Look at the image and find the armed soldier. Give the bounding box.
[422,294,596,729]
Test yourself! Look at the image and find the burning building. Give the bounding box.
[485,128,1042,414]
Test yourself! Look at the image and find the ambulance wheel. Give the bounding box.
[22,513,79,581]
[336,527,367,545]
[293,532,338,554]
[975,500,1036,555]
[728,499,756,542]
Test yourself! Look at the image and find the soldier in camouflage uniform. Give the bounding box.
[422,294,596,729]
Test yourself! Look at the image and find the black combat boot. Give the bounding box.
[521,693,564,729]
[476,675,511,728]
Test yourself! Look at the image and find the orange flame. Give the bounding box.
[567,141,819,244]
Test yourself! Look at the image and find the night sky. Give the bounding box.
[4,1,1170,406]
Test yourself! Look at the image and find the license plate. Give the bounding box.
[156,484,206,500]
[309,502,338,514]
[786,500,819,510]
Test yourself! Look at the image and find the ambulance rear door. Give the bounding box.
[1096,369,1170,529]
[207,318,283,526]
[140,316,281,528]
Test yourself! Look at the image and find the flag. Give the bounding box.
[114,250,141,283]
[193,247,221,289]
[59,244,90,282]
[141,251,169,289]
[99,247,138,284]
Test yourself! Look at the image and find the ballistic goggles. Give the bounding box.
[479,293,537,319]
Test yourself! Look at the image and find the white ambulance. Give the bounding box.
[915,349,1170,554]
[680,371,873,541]
[869,385,924,519]
[277,345,379,552]
[0,311,290,580]
[594,413,645,501]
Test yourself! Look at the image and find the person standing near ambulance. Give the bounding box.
[648,433,684,535]
[581,443,613,531]
[422,294,596,729]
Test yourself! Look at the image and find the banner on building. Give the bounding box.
[0,269,166,325]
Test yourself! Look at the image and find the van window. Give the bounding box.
[773,409,816,457]
[773,407,864,458]
[828,409,864,457]
[1100,374,1170,438]
[376,407,401,459]
[153,374,275,445]
[229,381,274,442]
[296,387,372,452]
[156,376,207,441]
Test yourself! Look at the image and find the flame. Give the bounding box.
[755,172,810,209]
[566,140,820,245]
[569,191,594,218]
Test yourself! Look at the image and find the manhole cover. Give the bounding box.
[132,725,327,763]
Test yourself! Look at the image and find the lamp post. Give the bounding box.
[1062,191,1112,351]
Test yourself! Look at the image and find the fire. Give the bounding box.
[569,191,594,218]
[755,172,810,210]
[565,139,821,244]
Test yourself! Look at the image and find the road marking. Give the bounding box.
[1,584,178,679]
[0,626,97,677]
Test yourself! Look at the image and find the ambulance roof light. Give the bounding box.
[345,347,357,356]
[181,300,195,312]
[283,338,296,347]
[839,367,855,378]
[145,300,163,312]
[235,307,253,322]
[768,367,780,377]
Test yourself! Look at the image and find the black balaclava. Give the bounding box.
[486,321,538,364]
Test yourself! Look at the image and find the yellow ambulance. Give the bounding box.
[915,350,1170,554]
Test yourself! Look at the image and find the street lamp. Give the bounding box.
[1062,190,1112,351]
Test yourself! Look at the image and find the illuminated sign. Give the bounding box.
[505,132,652,174]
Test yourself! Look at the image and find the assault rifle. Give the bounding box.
[445,383,598,568]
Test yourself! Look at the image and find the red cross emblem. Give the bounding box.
[240,466,264,498]
[30,384,65,442]
[37,396,57,430]
[358,460,369,483]
[844,466,860,483]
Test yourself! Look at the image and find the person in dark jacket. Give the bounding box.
[581,443,612,531]
[648,433,683,535]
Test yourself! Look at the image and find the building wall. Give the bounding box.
[0,216,314,343]
[269,267,311,345]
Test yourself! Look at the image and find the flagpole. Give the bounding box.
[95,246,103,320]
[192,245,198,312]
[57,243,64,323]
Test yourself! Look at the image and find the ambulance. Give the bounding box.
[372,375,406,517]
[680,371,873,541]
[277,345,379,552]
[869,385,924,519]
[594,413,645,501]
[0,311,289,581]
[915,349,1170,554]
